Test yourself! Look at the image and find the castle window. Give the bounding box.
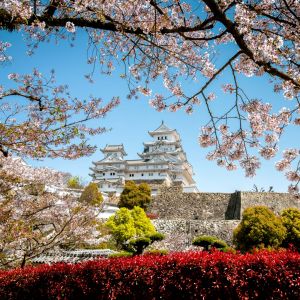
[102,173,105,176]
[129,174,134,177]
[165,136,167,139]
[141,173,144,176]
[149,173,153,176]
[110,172,115,176]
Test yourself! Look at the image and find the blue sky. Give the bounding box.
[1,29,298,192]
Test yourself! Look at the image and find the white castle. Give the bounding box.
[89,122,198,195]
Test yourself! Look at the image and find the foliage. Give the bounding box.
[128,233,164,255]
[106,206,159,253]
[0,156,98,269]
[251,185,274,192]
[67,176,84,190]
[118,181,152,210]
[281,208,300,250]
[148,232,165,242]
[233,206,287,251]
[130,206,156,237]
[105,208,136,246]
[128,237,151,255]
[0,250,299,299]
[108,251,133,258]
[192,235,228,251]
[79,182,103,207]
[144,249,168,255]
[219,247,236,254]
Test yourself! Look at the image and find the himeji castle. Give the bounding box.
[89,122,198,195]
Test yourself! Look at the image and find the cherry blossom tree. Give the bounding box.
[0,0,299,194]
[0,154,99,269]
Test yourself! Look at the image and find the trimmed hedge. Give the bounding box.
[192,235,228,250]
[0,250,299,299]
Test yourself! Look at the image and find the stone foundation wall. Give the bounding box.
[148,186,300,251]
[152,219,240,250]
[149,186,240,220]
[240,192,300,216]
[189,220,240,245]
[149,186,300,221]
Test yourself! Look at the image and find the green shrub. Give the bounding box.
[108,251,133,258]
[144,249,168,255]
[281,208,300,250]
[118,181,152,210]
[219,247,236,254]
[127,232,165,255]
[192,235,228,251]
[67,176,83,189]
[233,206,287,252]
[106,206,163,254]
[105,208,137,246]
[79,182,103,206]
[148,232,165,242]
[128,237,151,255]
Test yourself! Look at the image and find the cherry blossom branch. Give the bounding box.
[183,50,243,105]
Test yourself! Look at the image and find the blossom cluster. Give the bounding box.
[0,41,12,63]
[1,69,119,159]
[0,0,299,193]
[0,154,99,269]
[198,95,299,195]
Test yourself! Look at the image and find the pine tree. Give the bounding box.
[79,182,103,207]
[119,181,152,210]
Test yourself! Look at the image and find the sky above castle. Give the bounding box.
[1,29,298,193]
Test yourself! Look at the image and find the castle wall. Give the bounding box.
[240,192,300,216]
[149,186,300,250]
[149,186,300,221]
[152,219,240,250]
[149,186,240,220]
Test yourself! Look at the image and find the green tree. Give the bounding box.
[118,181,152,210]
[128,232,164,255]
[281,208,300,250]
[233,206,287,252]
[106,208,136,246]
[67,176,84,189]
[79,182,103,207]
[106,206,161,254]
[192,235,228,251]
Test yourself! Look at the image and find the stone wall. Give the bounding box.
[240,192,300,216]
[189,220,240,245]
[149,186,300,221]
[149,186,240,220]
[152,219,240,250]
[148,186,300,251]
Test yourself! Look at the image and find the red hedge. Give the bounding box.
[0,250,299,300]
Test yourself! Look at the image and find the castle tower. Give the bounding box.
[89,122,198,195]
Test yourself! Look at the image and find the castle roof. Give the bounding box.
[100,144,127,155]
[148,121,179,140]
[143,140,179,146]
